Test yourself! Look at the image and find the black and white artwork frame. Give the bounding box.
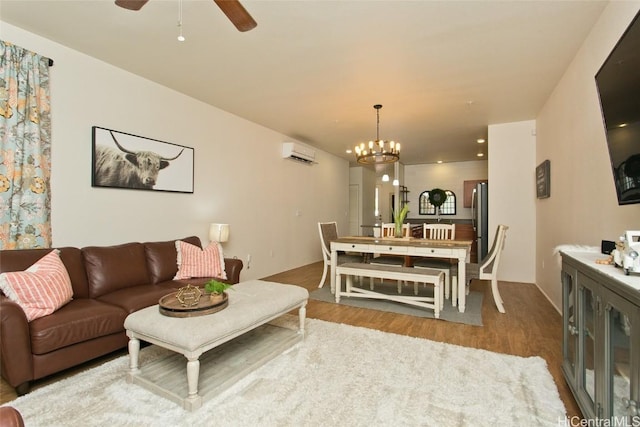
[91,126,194,193]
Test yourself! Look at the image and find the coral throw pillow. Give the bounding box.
[0,250,73,321]
[174,241,227,280]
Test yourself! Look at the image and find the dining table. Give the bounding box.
[330,236,473,313]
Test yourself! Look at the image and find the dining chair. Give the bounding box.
[464,224,509,313]
[413,223,456,299]
[422,223,456,240]
[317,221,364,288]
[370,223,410,292]
[380,222,411,238]
[379,223,396,239]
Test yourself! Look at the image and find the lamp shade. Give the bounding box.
[209,223,229,243]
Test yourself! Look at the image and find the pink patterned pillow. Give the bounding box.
[0,250,73,321]
[174,241,227,280]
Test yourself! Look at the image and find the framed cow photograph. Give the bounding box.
[91,126,194,193]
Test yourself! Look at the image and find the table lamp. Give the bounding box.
[209,223,229,243]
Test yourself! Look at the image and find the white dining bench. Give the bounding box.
[335,263,444,318]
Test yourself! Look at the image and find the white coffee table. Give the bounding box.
[124,280,308,411]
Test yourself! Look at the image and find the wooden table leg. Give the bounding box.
[330,248,337,294]
[457,255,466,313]
[128,336,140,376]
[186,357,200,399]
[298,303,307,336]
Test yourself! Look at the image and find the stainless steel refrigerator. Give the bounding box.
[471,182,488,263]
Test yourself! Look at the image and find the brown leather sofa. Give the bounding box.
[0,407,24,427]
[0,236,243,396]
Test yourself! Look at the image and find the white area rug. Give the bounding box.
[6,317,566,426]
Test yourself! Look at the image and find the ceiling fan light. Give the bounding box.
[176,0,185,42]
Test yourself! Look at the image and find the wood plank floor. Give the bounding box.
[0,261,581,420]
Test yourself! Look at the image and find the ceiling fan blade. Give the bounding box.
[214,0,257,32]
[114,0,150,11]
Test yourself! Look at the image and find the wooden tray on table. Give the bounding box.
[158,286,228,318]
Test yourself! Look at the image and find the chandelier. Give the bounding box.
[354,104,400,165]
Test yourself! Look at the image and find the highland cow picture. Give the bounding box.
[91,127,194,193]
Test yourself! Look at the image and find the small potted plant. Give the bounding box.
[204,279,233,304]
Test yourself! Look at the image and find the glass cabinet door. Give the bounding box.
[579,283,597,416]
[604,293,635,423]
[562,270,578,384]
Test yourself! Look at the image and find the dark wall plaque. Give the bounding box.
[536,160,550,199]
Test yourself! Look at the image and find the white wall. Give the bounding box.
[1,22,350,281]
[536,2,640,312]
[404,161,488,220]
[488,120,537,284]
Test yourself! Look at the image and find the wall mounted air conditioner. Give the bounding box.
[282,142,315,164]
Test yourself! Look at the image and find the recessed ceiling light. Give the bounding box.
[619,123,627,128]
[477,138,485,143]
[477,153,484,157]
[346,149,352,154]
[437,160,443,164]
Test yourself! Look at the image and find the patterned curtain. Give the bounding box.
[0,41,52,249]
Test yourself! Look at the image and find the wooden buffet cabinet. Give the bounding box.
[561,251,639,424]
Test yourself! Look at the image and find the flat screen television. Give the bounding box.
[595,11,640,205]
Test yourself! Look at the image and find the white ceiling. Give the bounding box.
[0,0,608,165]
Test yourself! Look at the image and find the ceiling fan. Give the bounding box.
[114,0,257,32]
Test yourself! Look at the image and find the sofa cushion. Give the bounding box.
[0,250,74,322]
[0,247,89,298]
[97,283,180,314]
[82,243,150,298]
[144,236,201,284]
[29,299,126,354]
[174,241,227,280]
